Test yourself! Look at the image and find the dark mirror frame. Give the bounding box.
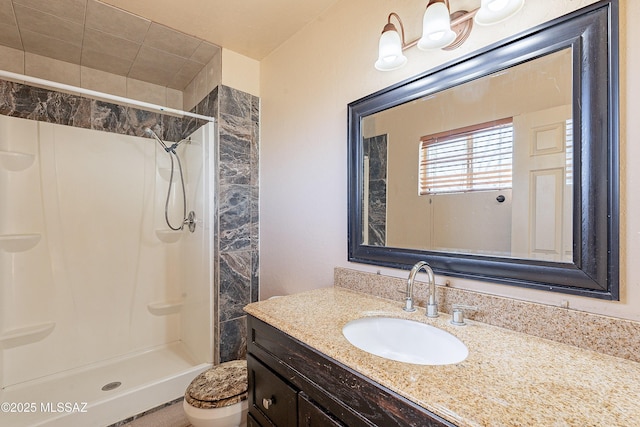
[348,0,619,300]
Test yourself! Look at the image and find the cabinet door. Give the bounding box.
[298,393,344,427]
[248,354,298,427]
[247,412,262,427]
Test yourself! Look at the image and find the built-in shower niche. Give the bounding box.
[0,114,215,427]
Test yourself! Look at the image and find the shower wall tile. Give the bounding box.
[194,86,218,118]
[24,52,80,86]
[250,185,259,253]
[91,100,130,133]
[124,107,164,138]
[183,50,221,112]
[220,316,247,363]
[220,251,251,322]
[184,59,208,112]
[220,85,252,119]
[163,115,184,143]
[0,80,91,128]
[0,79,198,142]
[251,251,259,304]
[250,95,260,245]
[0,24,22,51]
[219,184,251,252]
[219,115,251,185]
[210,85,259,363]
[80,66,127,98]
[181,86,216,139]
[250,95,260,187]
[126,77,168,107]
[44,92,91,128]
[0,45,25,74]
[249,95,259,306]
[166,88,183,111]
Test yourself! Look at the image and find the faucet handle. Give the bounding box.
[397,286,417,312]
[450,304,478,326]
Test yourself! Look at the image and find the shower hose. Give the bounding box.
[144,128,189,231]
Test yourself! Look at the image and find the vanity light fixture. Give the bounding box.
[375,0,525,71]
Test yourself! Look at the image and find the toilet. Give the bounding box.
[183,360,248,427]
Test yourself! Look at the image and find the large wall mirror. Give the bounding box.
[348,0,619,299]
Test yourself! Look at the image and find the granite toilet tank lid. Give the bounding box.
[185,360,248,409]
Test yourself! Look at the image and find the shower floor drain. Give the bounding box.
[101,381,122,391]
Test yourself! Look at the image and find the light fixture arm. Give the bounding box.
[386,12,407,48]
[451,8,478,27]
[375,0,524,70]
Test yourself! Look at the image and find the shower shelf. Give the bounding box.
[0,234,41,252]
[0,150,35,171]
[155,229,182,243]
[0,321,55,349]
[147,300,184,316]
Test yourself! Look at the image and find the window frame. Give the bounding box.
[419,118,513,196]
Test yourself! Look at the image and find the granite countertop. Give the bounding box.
[244,287,640,427]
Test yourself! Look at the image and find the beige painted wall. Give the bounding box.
[260,0,639,321]
[222,49,260,97]
[183,48,259,110]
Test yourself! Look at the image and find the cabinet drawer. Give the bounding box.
[298,393,344,427]
[248,354,297,427]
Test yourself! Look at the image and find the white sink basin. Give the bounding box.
[342,317,468,365]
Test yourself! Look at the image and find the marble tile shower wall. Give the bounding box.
[0,79,202,141]
[194,86,260,362]
[362,134,387,246]
[0,79,260,364]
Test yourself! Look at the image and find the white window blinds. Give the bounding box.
[419,118,513,195]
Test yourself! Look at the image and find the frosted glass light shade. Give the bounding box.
[475,0,525,26]
[417,2,456,50]
[375,28,407,71]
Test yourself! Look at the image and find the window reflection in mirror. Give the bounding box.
[361,48,573,263]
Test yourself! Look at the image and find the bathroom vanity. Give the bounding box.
[247,315,451,426]
[244,287,640,426]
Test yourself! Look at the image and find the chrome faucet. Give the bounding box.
[403,261,438,317]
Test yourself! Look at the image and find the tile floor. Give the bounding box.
[121,401,191,427]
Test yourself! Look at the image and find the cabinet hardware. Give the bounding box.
[262,397,273,409]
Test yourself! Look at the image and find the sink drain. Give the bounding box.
[101,381,121,391]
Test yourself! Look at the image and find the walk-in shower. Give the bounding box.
[0,110,216,426]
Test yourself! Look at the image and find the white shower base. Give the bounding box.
[0,342,210,427]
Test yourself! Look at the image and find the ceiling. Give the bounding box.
[0,0,339,89]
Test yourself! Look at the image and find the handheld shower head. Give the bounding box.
[144,126,191,156]
[144,127,169,151]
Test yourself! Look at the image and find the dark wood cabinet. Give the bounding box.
[247,412,262,427]
[298,393,344,427]
[247,354,297,427]
[247,315,456,427]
